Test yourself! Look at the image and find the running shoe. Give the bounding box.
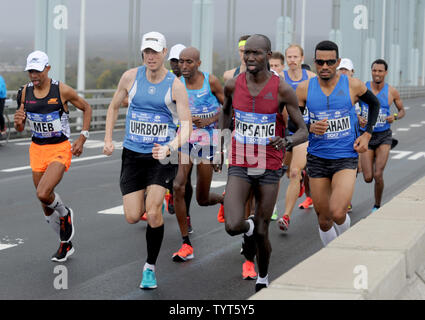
[59,207,74,242]
[299,171,306,198]
[371,207,379,213]
[172,243,194,262]
[277,215,290,232]
[217,192,225,223]
[187,216,193,234]
[242,260,257,280]
[271,205,278,221]
[140,212,147,221]
[51,241,75,262]
[166,193,175,214]
[299,197,313,209]
[347,203,353,213]
[140,268,157,289]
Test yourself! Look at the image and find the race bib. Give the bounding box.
[27,111,62,138]
[128,110,169,144]
[361,105,389,129]
[234,110,276,145]
[310,110,351,140]
[190,104,218,130]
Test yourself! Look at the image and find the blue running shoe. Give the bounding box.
[140,268,157,289]
[371,207,379,213]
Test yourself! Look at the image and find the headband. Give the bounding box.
[238,40,247,48]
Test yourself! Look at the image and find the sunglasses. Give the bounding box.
[315,59,338,66]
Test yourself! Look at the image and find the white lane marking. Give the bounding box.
[1,154,108,173]
[397,128,410,132]
[408,152,425,160]
[98,205,124,215]
[0,244,18,251]
[193,181,227,189]
[405,107,411,110]
[390,151,414,159]
[421,121,425,124]
[410,124,422,128]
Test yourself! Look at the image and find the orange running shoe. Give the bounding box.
[217,191,225,223]
[172,243,194,262]
[140,212,147,221]
[277,215,290,232]
[242,260,257,280]
[299,197,313,209]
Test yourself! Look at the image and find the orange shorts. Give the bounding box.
[29,140,72,173]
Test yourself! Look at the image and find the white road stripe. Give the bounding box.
[410,124,422,128]
[0,244,18,251]
[1,154,108,173]
[98,205,124,215]
[397,128,410,132]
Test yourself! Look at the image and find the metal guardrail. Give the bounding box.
[4,89,126,139]
[4,85,425,139]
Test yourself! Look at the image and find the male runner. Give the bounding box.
[168,43,186,77]
[0,74,6,137]
[269,51,285,78]
[217,34,308,292]
[103,32,191,289]
[14,50,92,262]
[223,35,251,82]
[278,44,316,231]
[296,41,380,247]
[164,43,186,216]
[358,59,405,213]
[171,47,224,262]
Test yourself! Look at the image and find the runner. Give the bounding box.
[277,44,316,231]
[269,51,285,78]
[103,31,191,289]
[171,46,224,262]
[14,50,92,262]
[358,59,405,213]
[223,35,251,82]
[218,34,251,224]
[217,34,308,292]
[164,43,187,216]
[296,40,380,247]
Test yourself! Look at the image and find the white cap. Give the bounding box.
[168,44,186,60]
[337,58,354,71]
[140,31,166,52]
[25,50,49,72]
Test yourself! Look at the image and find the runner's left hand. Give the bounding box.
[269,137,285,150]
[354,132,371,154]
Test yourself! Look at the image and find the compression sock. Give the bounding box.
[46,193,68,217]
[334,214,351,235]
[146,224,164,265]
[319,226,338,247]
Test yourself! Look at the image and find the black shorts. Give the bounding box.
[306,154,358,179]
[228,165,285,185]
[368,129,392,150]
[120,148,178,196]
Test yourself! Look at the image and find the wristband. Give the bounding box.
[393,113,398,120]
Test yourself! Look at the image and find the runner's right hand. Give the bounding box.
[358,116,367,128]
[310,119,328,135]
[14,109,26,126]
[103,141,114,156]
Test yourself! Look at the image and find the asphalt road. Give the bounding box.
[1,97,425,300]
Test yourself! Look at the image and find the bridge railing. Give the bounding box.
[4,89,127,139]
[4,85,425,139]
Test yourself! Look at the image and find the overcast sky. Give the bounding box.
[2,0,332,39]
